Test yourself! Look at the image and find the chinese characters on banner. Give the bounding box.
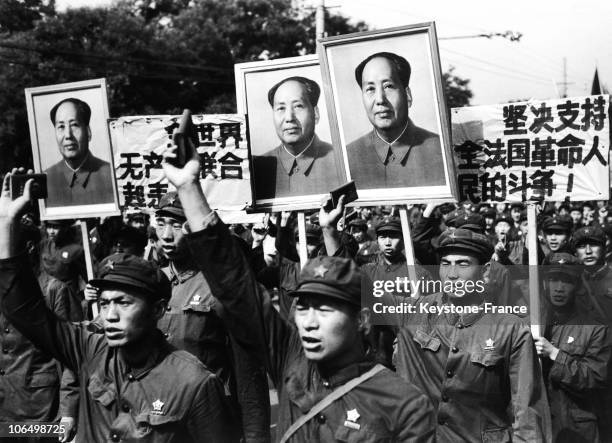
[451,95,610,202]
[109,114,252,212]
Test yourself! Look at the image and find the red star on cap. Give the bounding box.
[105,260,114,270]
[313,265,328,278]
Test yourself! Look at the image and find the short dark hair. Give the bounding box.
[267,76,321,107]
[50,98,91,126]
[355,52,411,89]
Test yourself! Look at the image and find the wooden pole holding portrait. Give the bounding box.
[399,207,420,298]
[297,212,309,269]
[526,204,541,337]
[79,220,98,319]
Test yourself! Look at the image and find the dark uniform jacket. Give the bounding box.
[159,263,270,443]
[543,311,611,443]
[578,264,612,441]
[186,212,436,442]
[389,292,551,442]
[0,255,237,443]
[346,119,445,190]
[45,153,115,207]
[253,136,342,199]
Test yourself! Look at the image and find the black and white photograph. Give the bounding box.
[318,22,457,204]
[1,1,611,442]
[236,54,347,210]
[25,78,120,219]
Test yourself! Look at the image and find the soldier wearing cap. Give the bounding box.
[253,76,341,199]
[533,252,611,443]
[160,146,436,441]
[541,214,572,256]
[348,218,379,265]
[385,228,551,441]
[0,174,238,442]
[154,191,270,442]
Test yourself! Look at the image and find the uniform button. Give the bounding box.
[451,346,458,353]
[317,414,326,424]
[446,370,453,378]
[111,433,120,442]
[164,333,169,338]
[122,403,130,412]
[322,381,330,388]
[127,374,134,381]
[442,394,449,402]
[166,306,171,312]
[3,328,8,333]
[457,324,464,329]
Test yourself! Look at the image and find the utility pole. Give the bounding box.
[315,0,325,40]
[556,57,573,98]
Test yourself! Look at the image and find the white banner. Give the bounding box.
[451,95,610,202]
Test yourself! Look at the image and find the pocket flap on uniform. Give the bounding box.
[482,427,510,443]
[471,352,504,367]
[87,374,116,407]
[413,329,441,352]
[27,370,58,388]
[135,412,180,427]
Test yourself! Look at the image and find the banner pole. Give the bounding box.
[80,221,98,319]
[526,203,540,337]
[399,207,420,297]
[297,212,308,269]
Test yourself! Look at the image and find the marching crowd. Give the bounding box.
[0,149,612,442]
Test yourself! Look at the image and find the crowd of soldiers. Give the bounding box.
[0,148,611,442]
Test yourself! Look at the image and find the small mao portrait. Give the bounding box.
[235,55,346,210]
[318,23,457,204]
[25,78,120,220]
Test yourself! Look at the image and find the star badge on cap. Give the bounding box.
[105,260,114,270]
[62,251,69,259]
[567,336,574,343]
[346,409,360,422]
[558,258,566,264]
[484,338,495,351]
[168,196,176,205]
[313,265,328,278]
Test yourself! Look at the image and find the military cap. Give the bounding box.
[455,213,485,233]
[156,191,184,220]
[444,209,466,228]
[267,76,321,107]
[572,226,607,249]
[114,225,147,250]
[569,204,582,213]
[294,223,322,242]
[437,228,494,262]
[45,218,74,227]
[355,52,411,88]
[482,207,497,219]
[90,253,171,301]
[290,256,362,307]
[438,203,456,215]
[510,202,525,211]
[492,214,513,227]
[349,219,368,231]
[542,252,582,279]
[375,217,402,234]
[541,214,572,233]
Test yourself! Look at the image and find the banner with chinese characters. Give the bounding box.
[109,114,252,213]
[451,95,610,202]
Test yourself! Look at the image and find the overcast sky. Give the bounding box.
[56,0,611,106]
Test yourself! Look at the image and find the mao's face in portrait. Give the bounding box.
[54,101,91,165]
[272,80,318,151]
[360,57,411,134]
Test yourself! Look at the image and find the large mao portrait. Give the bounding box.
[25,78,120,220]
[235,55,347,211]
[318,22,458,205]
